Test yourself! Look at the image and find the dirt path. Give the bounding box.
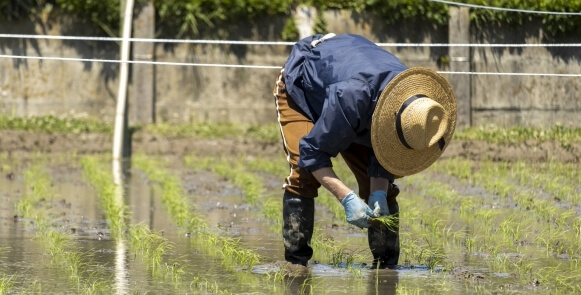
[1,130,580,162]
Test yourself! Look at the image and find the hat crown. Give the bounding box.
[400,97,448,150]
[371,67,457,177]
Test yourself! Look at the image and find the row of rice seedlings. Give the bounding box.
[434,158,581,245]
[397,174,462,271]
[128,225,180,276]
[476,161,581,256]
[509,161,581,205]
[80,156,200,292]
[187,153,368,279]
[408,173,520,256]
[241,155,371,270]
[400,169,553,291]
[182,154,295,282]
[187,154,265,206]
[79,157,127,239]
[188,155,293,233]
[432,158,581,292]
[17,162,112,294]
[265,153,530,281]
[136,154,291,294]
[325,156,455,273]
[251,155,381,274]
[541,161,580,187]
[133,155,262,270]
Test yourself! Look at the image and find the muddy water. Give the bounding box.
[0,154,573,294]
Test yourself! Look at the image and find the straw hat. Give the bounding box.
[371,67,457,177]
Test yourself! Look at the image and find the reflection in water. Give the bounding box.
[114,161,129,295]
[284,273,313,295]
[115,239,128,295]
[367,269,398,295]
[282,268,399,294]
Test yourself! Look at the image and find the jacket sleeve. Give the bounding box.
[298,78,374,172]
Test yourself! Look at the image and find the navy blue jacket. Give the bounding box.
[284,34,407,177]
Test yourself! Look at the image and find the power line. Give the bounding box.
[428,0,581,16]
[1,54,579,77]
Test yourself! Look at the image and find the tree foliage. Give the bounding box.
[1,0,580,37]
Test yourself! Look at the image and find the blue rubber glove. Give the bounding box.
[341,191,373,228]
[369,190,388,217]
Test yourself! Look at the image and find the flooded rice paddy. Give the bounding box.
[0,150,580,294]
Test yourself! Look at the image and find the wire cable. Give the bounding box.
[2,34,580,48]
[0,54,282,69]
[0,34,295,45]
[2,54,579,77]
[428,0,581,16]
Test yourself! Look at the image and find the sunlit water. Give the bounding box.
[0,157,565,294]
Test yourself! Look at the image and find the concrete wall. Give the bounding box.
[0,8,579,127]
[470,23,581,127]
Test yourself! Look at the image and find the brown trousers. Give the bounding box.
[273,70,373,201]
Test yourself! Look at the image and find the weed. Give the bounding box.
[0,275,15,294]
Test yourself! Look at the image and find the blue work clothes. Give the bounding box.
[283,34,408,176]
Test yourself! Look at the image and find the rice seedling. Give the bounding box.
[17,162,112,294]
[190,277,233,295]
[134,154,262,271]
[128,224,175,274]
[0,275,14,295]
[370,215,399,233]
[245,154,289,177]
[299,277,316,295]
[186,154,264,206]
[428,157,581,291]
[395,283,424,295]
[186,153,364,271]
[80,156,127,239]
[81,155,196,291]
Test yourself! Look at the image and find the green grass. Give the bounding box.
[146,122,280,141]
[454,125,581,145]
[2,114,580,145]
[0,114,112,133]
[0,114,281,141]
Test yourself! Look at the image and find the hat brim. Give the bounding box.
[371,67,457,177]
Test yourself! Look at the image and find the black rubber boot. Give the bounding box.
[283,192,315,266]
[368,184,400,269]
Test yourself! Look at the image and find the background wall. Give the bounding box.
[0,7,579,127]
